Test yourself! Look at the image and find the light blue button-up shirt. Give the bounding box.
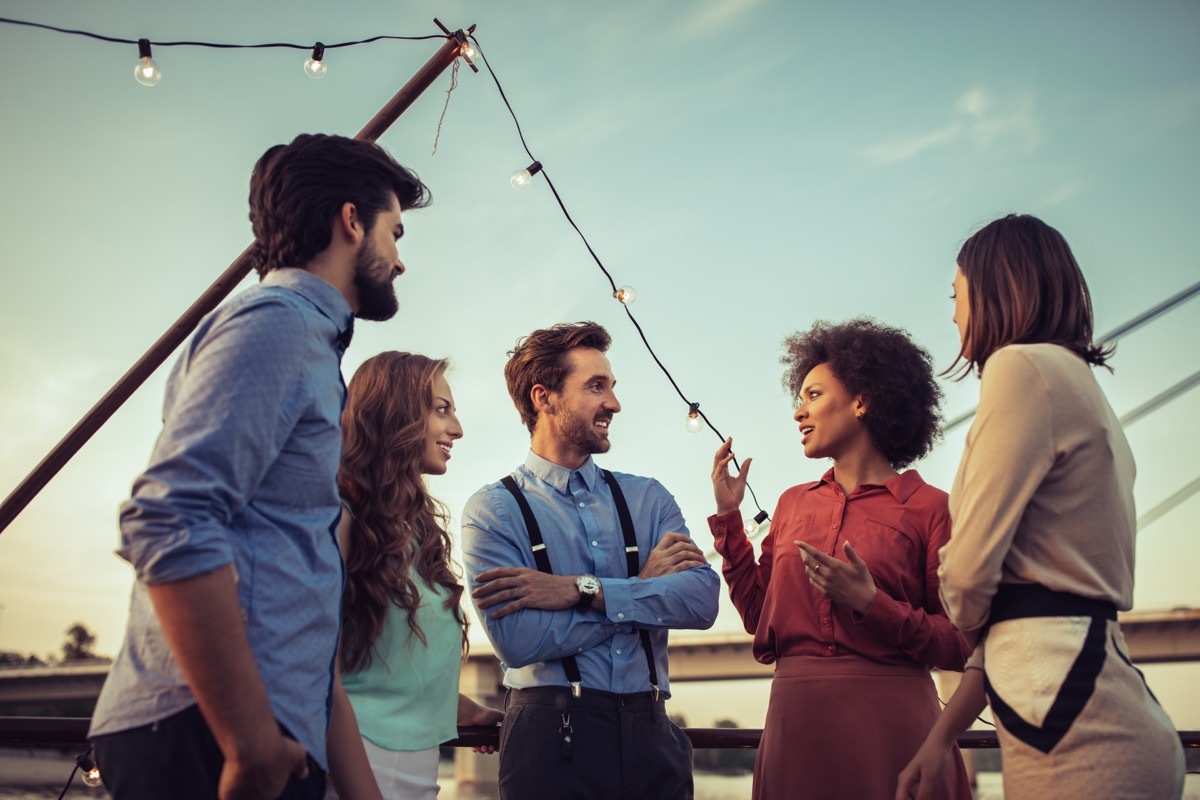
[89,268,350,769]
[461,451,719,697]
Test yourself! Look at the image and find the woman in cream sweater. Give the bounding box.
[896,215,1184,800]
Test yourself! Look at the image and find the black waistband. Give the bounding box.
[507,686,665,713]
[988,583,1117,627]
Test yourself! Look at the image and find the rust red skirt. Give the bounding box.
[752,654,971,800]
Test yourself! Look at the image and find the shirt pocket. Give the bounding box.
[842,520,915,594]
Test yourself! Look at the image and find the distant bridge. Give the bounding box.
[3,608,1198,710]
[3,610,1198,784]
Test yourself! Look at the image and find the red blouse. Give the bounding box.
[709,469,969,671]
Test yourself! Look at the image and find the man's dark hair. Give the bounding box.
[781,318,942,470]
[504,322,612,434]
[247,134,431,278]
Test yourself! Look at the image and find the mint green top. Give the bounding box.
[342,572,461,750]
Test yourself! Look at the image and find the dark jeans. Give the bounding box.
[91,704,325,800]
[499,686,694,800]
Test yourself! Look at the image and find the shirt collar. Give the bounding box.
[262,268,354,350]
[809,467,925,503]
[522,450,601,494]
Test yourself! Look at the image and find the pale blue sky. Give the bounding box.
[1,0,1197,725]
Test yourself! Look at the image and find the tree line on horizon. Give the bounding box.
[0,622,106,667]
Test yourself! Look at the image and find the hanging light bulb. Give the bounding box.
[743,510,770,538]
[613,286,636,305]
[460,40,479,61]
[133,39,161,87]
[77,752,102,787]
[685,403,702,433]
[304,43,327,78]
[510,161,542,190]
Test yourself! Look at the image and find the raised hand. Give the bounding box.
[711,437,752,516]
[639,532,707,578]
[795,540,877,615]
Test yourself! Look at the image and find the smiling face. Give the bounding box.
[952,265,971,358]
[352,193,406,321]
[419,371,462,475]
[792,362,869,462]
[544,347,621,465]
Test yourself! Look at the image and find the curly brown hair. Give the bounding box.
[504,321,612,434]
[338,352,467,672]
[781,318,942,470]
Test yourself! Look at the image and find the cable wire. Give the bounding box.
[469,34,769,520]
[0,16,441,49]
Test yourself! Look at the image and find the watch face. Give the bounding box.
[578,574,600,594]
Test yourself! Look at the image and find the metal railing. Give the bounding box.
[3,716,1198,751]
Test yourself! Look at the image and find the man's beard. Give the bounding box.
[352,241,399,322]
[556,406,612,456]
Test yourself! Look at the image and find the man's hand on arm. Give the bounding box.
[638,532,707,579]
[473,567,606,618]
[148,566,309,800]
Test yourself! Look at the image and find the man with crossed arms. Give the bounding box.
[462,321,719,800]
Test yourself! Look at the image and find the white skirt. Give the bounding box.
[981,616,1184,799]
[326,738,441,800]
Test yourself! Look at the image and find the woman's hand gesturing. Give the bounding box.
[712,437,752,516]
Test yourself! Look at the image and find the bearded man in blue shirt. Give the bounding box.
[89,134,429,800]
[462,321,720,800]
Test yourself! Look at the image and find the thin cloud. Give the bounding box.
[864,87,1041,166]
[674,0,769,41]
[1038,180,1084,207]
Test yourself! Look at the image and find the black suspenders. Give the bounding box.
[500,469,660,700]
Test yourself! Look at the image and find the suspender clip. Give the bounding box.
[651,684,660,702]
[570,681,583,699]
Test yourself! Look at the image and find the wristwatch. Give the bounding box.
[575,574,601,609]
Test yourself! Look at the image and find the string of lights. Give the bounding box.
[1,15,781,792]
[467,34,772,526]
[0,14,774,530]
[0,16,443,84]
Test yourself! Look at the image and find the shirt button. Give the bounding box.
[823,646,834,655]
[822,617,830,625]
[656,617,663,624]
[616,649,622,655]
[617,613,625,620]
[579,502,586,508]
[591,540,599,547]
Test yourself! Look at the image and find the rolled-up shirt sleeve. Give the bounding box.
[599,487,719,631]
[118,298,310,584]
[462,487,617,668]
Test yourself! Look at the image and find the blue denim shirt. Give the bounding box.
[461,451,720,696]
[89,268,351,769]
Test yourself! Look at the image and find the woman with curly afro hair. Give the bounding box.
[709,318,971,800]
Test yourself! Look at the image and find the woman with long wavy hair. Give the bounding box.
[327,351,502,800]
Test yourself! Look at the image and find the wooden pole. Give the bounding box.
[0,25,473,535]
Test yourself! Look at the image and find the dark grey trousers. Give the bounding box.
[499,686,694,800]
[91,704,325,800]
